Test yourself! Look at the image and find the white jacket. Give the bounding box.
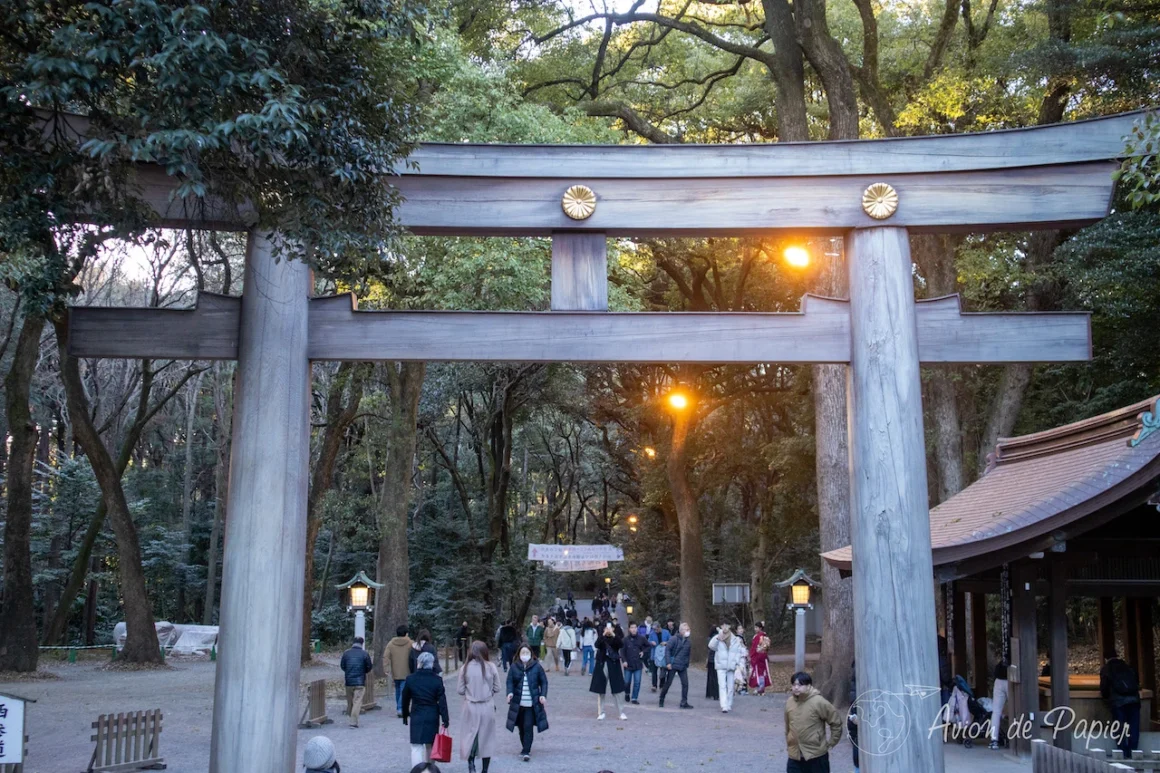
[557,626,578,651]
[581,628,598,648]
[708,633,746,671]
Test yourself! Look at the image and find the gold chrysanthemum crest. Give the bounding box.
[862,183,898,220]
[562,185,597,220]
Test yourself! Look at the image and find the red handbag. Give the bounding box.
[431,727,453,763]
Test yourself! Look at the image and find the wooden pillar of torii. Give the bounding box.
[55,111,1141,773]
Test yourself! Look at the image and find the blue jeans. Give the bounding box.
[582,646,595,675]
[625,667,643,701]
[394,679,406,713]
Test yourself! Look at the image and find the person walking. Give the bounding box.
[708,624,745,713]
[526,615,545,659]
[621,621,650,705]
[589,620,627,720]
[506,645,549,762]
[303,736,340,773]
[456,621,471,663]
[749,622,771,696]
[988,659,1008,750]
[386,625,415,717]
[409,630,443,676]
[458,641,501,773]
[647,621,670,692]
[557,618,578,676]
[1100,652,1142,756]
[339,635,374,727]
[784,672,843,773]
[580,618,598,676]
[733,624,749,695]
[706,626,719,703]
[402,652,450,768]
[659,622,693,709]
[498,620,520,672]
[542,617,561,672]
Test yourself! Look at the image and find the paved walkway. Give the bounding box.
[3,658,1027,773]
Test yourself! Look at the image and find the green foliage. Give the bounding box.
[1117,112,1160,209]
[2,0,436,280]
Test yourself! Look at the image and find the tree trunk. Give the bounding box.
[813,241,854,705]
[0,313,46,672]
[667,407,708,665]
[301,363,366,664]
[373,361,425,675]
[178,370,206,621]
[204,362,232,625]
[54,318,162,664]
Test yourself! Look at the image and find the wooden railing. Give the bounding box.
[87,711,165,772]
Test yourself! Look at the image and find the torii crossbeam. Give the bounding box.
[55,110,1140,773]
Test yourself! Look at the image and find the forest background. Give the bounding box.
[1,0,1158,706]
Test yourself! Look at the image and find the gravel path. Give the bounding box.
[2,657,1026,773]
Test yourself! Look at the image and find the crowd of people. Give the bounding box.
[316,594,849,773]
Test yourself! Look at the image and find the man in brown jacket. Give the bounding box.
[784,672,843,773]
[385,625,414,717]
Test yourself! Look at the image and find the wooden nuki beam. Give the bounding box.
[67,293,1091,365]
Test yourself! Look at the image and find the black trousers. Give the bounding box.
[516,706,536,754]
[659,667,689,705]
[562,649,572,668]
[647,661,658,687]
[787,754,830,773]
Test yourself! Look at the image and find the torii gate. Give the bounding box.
[62,111,1139,773]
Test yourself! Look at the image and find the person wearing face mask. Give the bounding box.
[589,620,627,720]
[506,645,549,761]
[658,622,693,709]
[708,624,745,713]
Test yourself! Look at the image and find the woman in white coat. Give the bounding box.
[708,624,746,713]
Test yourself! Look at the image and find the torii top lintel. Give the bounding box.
[87,111,1142,236]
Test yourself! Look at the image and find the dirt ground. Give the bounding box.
[3,654,1026,773]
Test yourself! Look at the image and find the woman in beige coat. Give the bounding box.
[458,640,501,773]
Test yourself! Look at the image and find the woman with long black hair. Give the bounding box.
[588,620,627,721]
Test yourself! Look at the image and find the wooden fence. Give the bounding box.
[1084,746,1160,772]
[87,710,165,772]
[299,679,331,728]
[361,679,380,712]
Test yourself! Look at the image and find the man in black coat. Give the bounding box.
[408,630,443,676]
[339,636,374,727]
[402,652,450,767]
[659,622,693,709]
[621,621,651,705]
[1100,653,1142,755]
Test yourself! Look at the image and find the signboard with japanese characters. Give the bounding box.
[527,544,623,562]
[0,693,27,765]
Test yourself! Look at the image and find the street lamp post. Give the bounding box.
[776,569,819,673]
[336,571,384,641]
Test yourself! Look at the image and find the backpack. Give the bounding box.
[1111,661,1140,696]
[653,641,668,668]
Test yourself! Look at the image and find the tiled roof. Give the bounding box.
[822,395,1160,572]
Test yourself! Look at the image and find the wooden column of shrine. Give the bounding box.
[971,591,990,697]
[1048,555,1071,750]
[1010,561,1040,757]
